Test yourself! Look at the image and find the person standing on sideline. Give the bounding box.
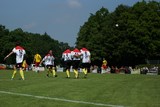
[101,58,108,74]
[33,53,42,72]
[62,49,72,78]
[71,48,81,79]
[40,50,57,77]
[4,42,26,80]
[80,48,91,78]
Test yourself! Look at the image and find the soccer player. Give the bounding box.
[40,50,57,77]
[71,48,81,79]
[33,53,42,72]
[4,42,26,80]
[62,49,72,78]
[80,48,91,78]
[101,58,108,74]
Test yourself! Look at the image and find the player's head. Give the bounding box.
[15,41,20,46]
[49,50,53,55]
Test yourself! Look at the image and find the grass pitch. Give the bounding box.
[0,70,160,107]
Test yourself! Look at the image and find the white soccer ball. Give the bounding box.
[115,24,119,27]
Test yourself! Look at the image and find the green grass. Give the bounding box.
[0,70,160,107]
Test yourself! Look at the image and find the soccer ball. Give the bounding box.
[115,24,119,27]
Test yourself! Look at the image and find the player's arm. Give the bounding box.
[4,51,14,60]
[39,57,45,65]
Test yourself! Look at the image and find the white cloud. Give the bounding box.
[67,0,82,8]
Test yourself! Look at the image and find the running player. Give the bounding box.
[62,49,72,78]
[71,48,81,79]
[4,42,26,80]
[80,47,91,78]
[40,50,57,77]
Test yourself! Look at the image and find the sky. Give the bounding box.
[0,0,153,46]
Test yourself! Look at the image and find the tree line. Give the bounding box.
[0,26,71,65]
[76,0,160,66]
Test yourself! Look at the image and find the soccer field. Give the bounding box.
[0,70,160,107]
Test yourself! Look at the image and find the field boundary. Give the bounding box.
[0,90,125,107]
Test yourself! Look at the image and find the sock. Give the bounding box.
[74,69,78,78]
[66,69,70,77]
[85,69,88,75]
[11,70,17,79]
[20,69,25,80]
[52,69,56,76]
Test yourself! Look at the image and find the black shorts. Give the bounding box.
[81,63,90,69]
[15,63,23,68]
[46,65,53,69]
[64,60,72,69]
[72,60,80,69]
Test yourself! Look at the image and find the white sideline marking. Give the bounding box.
[0,90,125,107]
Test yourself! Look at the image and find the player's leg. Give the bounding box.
[84,63,90,78]
[46,65,50,77]
[66,69,70,78]
[52,67,57,77]
[36,62,40,73]
[19,63,25,80]
[11,66,17,80]
[66,61,71,78]
[73,69,78,78]
[82,63,87,75]
[73,60,79,78]
[19,67,25,80]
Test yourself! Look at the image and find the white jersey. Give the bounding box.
[12,46,26,63]
[62,52,72,61]
[71,51,81,60]
[81,50,91,63]
[42,54,55,66]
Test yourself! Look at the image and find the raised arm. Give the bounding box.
[4,51,14,60]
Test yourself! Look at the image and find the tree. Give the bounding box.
[76,1,160,66]
[0,25,71,65]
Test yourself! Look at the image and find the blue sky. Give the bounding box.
[0,0,151,46]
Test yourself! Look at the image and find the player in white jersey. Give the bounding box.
[71,48,81,79]
[80,48,91,78]
[62,49,72,78]
[4,42,26,80]
[40,50,57,77]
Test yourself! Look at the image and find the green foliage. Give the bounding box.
[76,1,160,66]
[0,25,71,65]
